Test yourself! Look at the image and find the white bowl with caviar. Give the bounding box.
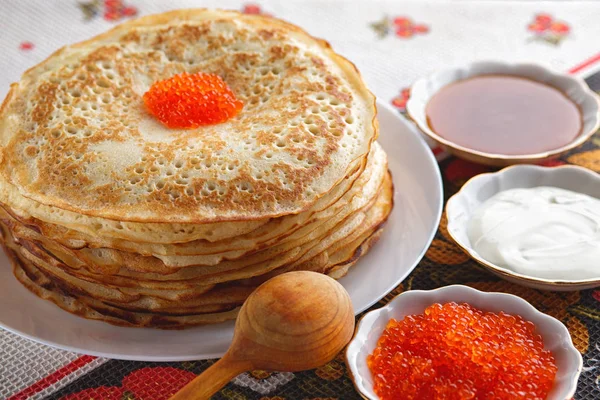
[406,61,600,167]
[446,164,600,290]
[346,285,582,400]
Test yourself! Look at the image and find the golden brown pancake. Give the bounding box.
[2,179,391,328]
[0,9,376,224]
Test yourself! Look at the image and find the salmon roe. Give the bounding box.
[143,72,243,128]
[368,303,557,400]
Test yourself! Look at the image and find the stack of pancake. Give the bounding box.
[0,9,392,328]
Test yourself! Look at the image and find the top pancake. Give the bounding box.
[0,9,377,223]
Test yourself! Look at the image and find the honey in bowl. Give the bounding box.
[367,302,557,399]
[426,75,582,155]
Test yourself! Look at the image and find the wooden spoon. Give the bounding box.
[170,271,355,400]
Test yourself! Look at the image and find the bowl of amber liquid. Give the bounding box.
[406,61,600,167]
[346,285,582,400]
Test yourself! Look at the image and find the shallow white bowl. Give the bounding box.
[346,285,582,400]
[406,61,600,167]
[446,164,600,290]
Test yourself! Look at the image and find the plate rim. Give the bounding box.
[348,101,443,316]
[0,100,443,361]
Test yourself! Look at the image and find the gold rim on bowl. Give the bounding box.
[445,164,600,290]
[345,285,583,400]
[406,61,600,167]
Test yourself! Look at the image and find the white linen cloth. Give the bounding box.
[0,1,598,398]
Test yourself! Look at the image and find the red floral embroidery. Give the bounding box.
[122,367,196,400]
[538,159,567,167]
[58,367,195,400]
[390,87,447,160]
[391,88,411,111]
[60,386,124,400]
[104,0,137,21]
[242,3,272,17]
[370,16,429,39]
[528,13,570,45]
[77,0,138,22]
[121,5,137,17]
[432,147,444,157]
[444,159,491,186]
[19,41,34,51]
[593,290,600,303]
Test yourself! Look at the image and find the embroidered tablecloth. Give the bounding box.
[1,1,600,399]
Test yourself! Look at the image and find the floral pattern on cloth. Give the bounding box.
[391,88,411,112]
[59,367,195,400]
[77,0,138,22]
[528,13,571,45]
[390,86,446,158]
[18,41,34,51]
[370,16,429,39]
[241,3,272,17]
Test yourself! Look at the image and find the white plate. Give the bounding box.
[0,101,443,361]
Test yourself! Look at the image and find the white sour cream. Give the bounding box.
[467,187,600,280]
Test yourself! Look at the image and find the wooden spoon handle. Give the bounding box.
[170,354,252,400]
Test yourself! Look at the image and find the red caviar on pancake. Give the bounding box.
[143,72,243,128]
[368,302,557,400]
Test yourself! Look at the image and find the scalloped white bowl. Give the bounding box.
[446,164,600,290]
[346,285,582,400]
[406,61,600,166]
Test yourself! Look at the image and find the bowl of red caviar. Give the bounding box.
[346,285,582,400]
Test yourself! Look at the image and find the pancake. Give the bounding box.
[2,146,386,283]
[3,203,389,328]
[1,172,391,310]
[0,9,376,224]
[13,143,386,265]
[9,250,241,328]
[15,143,384,255]
[0,144,368,245]
[2,177,391,327]
[10,173,386,290]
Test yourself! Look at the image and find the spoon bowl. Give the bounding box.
[171,271,355,399]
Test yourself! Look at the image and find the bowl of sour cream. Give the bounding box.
[446,164,600,290]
